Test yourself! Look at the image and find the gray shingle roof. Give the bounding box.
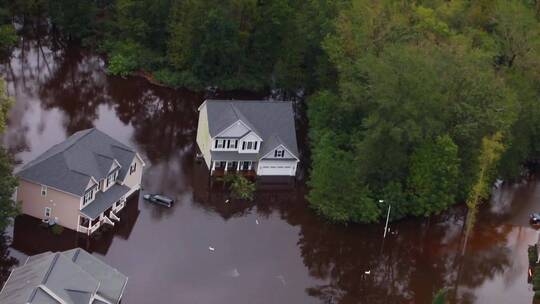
[16,128,137,196]
[204,100,299,158]
[0,249,127,304]
[80,184,130,219]
[63,249,128,304]
[210,151,259,161]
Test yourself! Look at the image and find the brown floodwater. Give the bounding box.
[1,33,540,304]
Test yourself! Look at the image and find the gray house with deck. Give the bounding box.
[196,100,299,176]
[15,128,145,235]
[0,248,127,304]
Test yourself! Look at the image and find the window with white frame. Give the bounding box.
[274,149,285,157]
[44,207,51,218]
[215,139,225,149]
[242,141,258,151]
[130,162,137,175]
[106,171,117,187]
[83,189,94,205]
[41,185,47,197]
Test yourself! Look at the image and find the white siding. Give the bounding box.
[196,104,212,168]
[216,121,250,137]
[239,132,262,154]
[123,156,144,190]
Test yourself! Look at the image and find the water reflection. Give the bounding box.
[0,30,539,304]
[10,194,140,256]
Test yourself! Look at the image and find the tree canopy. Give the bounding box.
[6,0,540,224]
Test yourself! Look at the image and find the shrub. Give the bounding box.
[106,40,142,76]
[432,288,447,304]
[529,245,538,267]
[222,174,256,201]
[0,25,17,53]
[533,266,540,291]
[51,225,64,235]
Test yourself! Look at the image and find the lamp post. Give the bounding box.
[380,199,391,238]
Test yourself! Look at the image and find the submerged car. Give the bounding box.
[143,194,174,207]
[530,213,540,225]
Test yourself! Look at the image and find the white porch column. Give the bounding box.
[224,161,228,172]
[237,161,240,171]
[211,161,216,173]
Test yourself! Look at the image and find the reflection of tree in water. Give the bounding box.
[38,45,107,134]
[297,209,514,304]
[106,77,202,164]
[0,233,18,286]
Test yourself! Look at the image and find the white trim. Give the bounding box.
[39,284,68,304]
[197,100,208,112]
[239,130,263,142]
[94,294,114,304]
[0,269,15,295]
[214,120,253,139]
[260,144,299,160]
[135,153,146,167]
[40,185,48,197]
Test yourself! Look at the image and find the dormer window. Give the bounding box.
[106,170,118,187]
[83,188,95,205]
[242,141,258,151]
[274,149,285,158]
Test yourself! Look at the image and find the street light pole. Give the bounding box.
[380,199,391,238]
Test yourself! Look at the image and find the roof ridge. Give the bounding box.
[19,129,95,173]
[41,253,60,285]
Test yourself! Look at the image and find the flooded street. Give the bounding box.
[2,35,540,304]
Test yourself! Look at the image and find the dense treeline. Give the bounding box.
[4,0,540,223]
[6,0,338,92]
[308,0,540,222]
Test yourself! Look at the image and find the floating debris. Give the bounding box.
[225,199,230,204]
[229,268,240,278]
[276,275,286,286]
[256,219,259,225]
[208,246,215,252]
[364,270,371,275]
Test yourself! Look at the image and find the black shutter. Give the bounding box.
[242,142,246,150]
[254,142,258,150]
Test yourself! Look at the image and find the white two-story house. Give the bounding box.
[196,99,299,176]
[15,128,145,235]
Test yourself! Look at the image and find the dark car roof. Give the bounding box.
[153,195,173,202]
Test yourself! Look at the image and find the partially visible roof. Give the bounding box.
[63,249,128,304]
[80,184,131,219]
[16,128,137,196]
[203,100,299,158]
[0,249,127,304]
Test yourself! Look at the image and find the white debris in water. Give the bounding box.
[208,246,215,252]
[256,219,259,225]
[225,199,230,204]
[364,270,371,275]
[276,275,286,286]
[229,268,240,278]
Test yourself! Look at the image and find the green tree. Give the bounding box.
[307,132,380,223]
[0,78,19,232]
[408,135,460,216]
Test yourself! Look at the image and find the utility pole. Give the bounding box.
[380,199,391,238]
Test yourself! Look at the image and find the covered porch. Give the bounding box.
[78,184,130,235]
[211,160,256,177]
